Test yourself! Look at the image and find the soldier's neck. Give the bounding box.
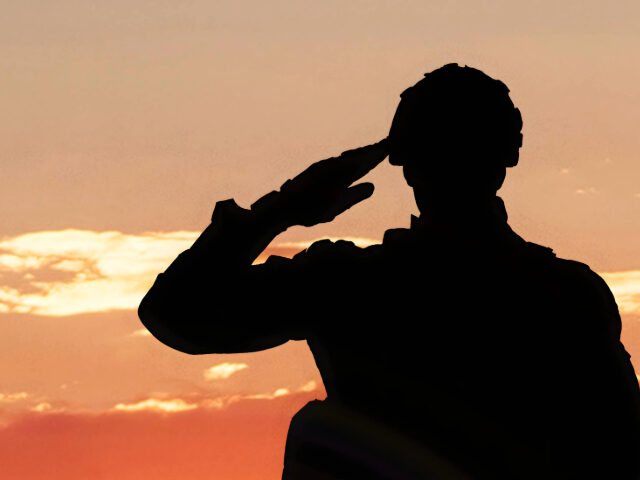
[413,195,508,233]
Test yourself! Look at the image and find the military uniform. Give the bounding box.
[139,196,640,479]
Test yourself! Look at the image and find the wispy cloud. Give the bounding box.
[111,380,322,415]
[0,229,197,316]
[601,271,640,315]
[31,402,55,413]
[204,362,248,380]
[0,392,29,403]
[0,392,77,417]
[0,229,377,316]
[113,398,199,413]
[244,388,291,400]
[299,380,318,392]
[130,328,152,337]
[0,380,322,422]
[0,390,318,480]
[575,187,599,195]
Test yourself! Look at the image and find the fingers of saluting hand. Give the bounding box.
[337,137,389,186]
[280,137,389,194]
[339,137,389,165]
[337,181,376,212]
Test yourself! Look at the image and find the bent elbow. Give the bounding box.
[137,287,209,355]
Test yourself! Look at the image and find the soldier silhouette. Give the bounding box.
[138,64,640,479]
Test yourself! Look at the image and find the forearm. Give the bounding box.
[138,195,290,354]
[188,194,288,268]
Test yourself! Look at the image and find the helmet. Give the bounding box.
[388,63,523,169]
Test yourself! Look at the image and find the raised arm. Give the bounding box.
[137,139,388,354]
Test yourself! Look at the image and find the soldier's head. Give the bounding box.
[388,64,522,215]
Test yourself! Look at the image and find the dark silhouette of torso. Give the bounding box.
[282,201,639,479]
[139,196,640,478]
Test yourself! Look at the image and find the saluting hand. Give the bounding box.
[251,138,389,228]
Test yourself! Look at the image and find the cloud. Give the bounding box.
[0,229,197,316]
[31,402,53,413]
[130,328,153,337]
[0,380,321,424]
[204,362,249,380]
[299,380,318,392]
[235,381,320,402]
[244,388,290,401]
[0,391,318,480]
[0,229,379,316]
[575,187,599,195]
[110,379,322,415]
[0,392,29,403]
[601,271,640,315]
[0,393,69,417]
[0,254,47,271]
[113,398,198,413]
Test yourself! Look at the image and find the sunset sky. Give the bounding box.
[2,1,639,478]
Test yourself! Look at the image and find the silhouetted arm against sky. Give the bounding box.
[138,139,388,354]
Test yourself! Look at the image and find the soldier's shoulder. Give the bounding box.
[511,239,614,302]
[545,252,607,292]
[526,244,603,291]
[563,259,617,304]
[546,252,620,327]
[519,240,556,259]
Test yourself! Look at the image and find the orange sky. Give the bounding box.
[1,1,639,478]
